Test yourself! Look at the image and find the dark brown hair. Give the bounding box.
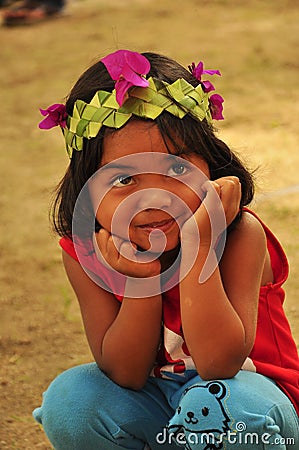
[51,52,254,238]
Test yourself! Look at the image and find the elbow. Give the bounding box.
[112,376,148,391]
[99,365,148,391]
[195,356,246,381]
[193,339,254,381]
[120,379,147,391]
[199,365,240,381]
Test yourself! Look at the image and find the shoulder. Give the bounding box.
[227,210,267,252]
[62,248,95,293]
[219,210,268,303]
[62,249,121,308]
[219,210,267,284]
[59,236,78,261]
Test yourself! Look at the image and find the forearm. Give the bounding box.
[98,293,162,389]
[180,247,248,379]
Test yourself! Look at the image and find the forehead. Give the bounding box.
[101,121,172,165]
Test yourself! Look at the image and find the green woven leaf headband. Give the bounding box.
[39,50,224,157]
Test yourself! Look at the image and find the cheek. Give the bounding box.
[96,197,137,240]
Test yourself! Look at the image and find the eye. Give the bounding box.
[177,406,181,414]
[112,175,134,187]
[202,407,209,417]
[167,162,189,177]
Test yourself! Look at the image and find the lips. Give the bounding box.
[137,218,176,232]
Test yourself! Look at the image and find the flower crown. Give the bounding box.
[39,50,224,157]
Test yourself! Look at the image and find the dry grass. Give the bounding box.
[0,0,299,447]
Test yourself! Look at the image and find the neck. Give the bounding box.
[159,244,181,273]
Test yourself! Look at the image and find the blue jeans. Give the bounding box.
[33,363,299,449]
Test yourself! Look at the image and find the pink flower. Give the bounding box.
[188,60,224,120]
[188,61,221,93]
[209,94,224,120]
[39,103,68,129]
[101,50,150,106]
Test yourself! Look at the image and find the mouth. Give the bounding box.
[136,218,176,233]
[184,417,198,425]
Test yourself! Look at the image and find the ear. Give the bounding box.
[207,381,226,400]
[182,385,194,396]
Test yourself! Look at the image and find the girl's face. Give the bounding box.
[90,121,210,253]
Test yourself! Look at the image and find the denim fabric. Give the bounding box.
[33,363,299,449]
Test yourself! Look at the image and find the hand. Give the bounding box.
[93,229,161,278]
[209,175,242,227]
[181,176,242,247]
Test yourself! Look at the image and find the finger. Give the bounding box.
[118,240,137,262]
[218,178,242,204]
[214,176,240,185]
[202,179,241,229]
[213,177,240,199]
[105,234,126,263]
[218,181,242,226]
[201,180,221,199]
[97,229,111,252]
[199,180,224,226]
[93,230,110,263]
[94,229,121,264]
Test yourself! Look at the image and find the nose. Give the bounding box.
[137,187,172,211]
[187,411,194,419]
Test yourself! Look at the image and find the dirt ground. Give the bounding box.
[0,0,299,448]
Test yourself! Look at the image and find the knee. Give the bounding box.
[168,380,231,447]
[33,363,112,449]
[168,373,299,450]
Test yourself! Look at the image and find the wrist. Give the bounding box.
[180,245,219,284]
[124,274,162,299]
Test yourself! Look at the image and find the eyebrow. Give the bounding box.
[99,163,136,172]
[99,153,186,173]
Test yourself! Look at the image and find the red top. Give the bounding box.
[60,209,299,415]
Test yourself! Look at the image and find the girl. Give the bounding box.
[34,50,299,449]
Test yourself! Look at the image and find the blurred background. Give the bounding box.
[1,0,299,447]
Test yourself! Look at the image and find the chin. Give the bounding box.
[136,238,180,253]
